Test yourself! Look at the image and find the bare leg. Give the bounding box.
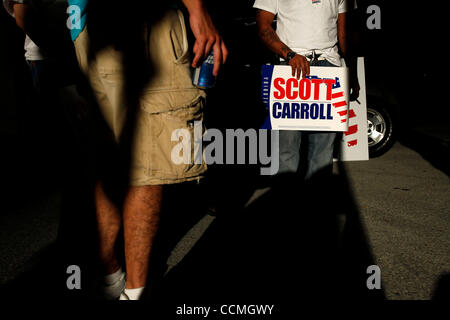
[123,185,163,289]
[94,180,122,275]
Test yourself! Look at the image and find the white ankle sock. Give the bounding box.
[123,287,145,300]
[104,267,124,286]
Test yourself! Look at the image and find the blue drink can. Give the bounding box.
[192,52,216,89]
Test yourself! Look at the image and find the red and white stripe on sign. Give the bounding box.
[332,87,358,147]
[331,89,347,123]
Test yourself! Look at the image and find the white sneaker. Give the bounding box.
[119,292,130,300]
[119,287,145,300]
[103,271,126,300]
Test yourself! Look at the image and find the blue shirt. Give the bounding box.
[67,0,88,41]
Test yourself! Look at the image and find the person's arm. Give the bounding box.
[337,12,359,100]
[12,2,45,48]
[12,2,30,32]
[181,0,228,76]
[256,9,309,79]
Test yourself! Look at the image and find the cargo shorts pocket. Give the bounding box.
[142,9,206,115]
[147,97,206,181]
[170,9,189,65]
[146,9,193,93]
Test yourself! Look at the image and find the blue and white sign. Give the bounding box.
[261,65,349,131]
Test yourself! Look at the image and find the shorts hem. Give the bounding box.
[130,174,205,186]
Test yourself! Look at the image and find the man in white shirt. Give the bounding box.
[3,0,47,92]
[254,0,359,181]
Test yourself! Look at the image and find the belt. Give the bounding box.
[305,50,327,63]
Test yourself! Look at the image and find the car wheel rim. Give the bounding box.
[367,108,387,147]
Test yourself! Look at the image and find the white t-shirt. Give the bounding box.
[253,0,350,66]
[3,0,45,61]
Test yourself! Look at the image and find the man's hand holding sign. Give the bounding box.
[287,52,310,79]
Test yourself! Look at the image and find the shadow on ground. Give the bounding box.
[144,162,385,315]
[398,130,449,177]
[0,158,386,309]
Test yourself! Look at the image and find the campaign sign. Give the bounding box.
[338,57,369,161]
[261,65,349,131]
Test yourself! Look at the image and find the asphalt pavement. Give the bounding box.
[340,142,450,299]
[0,140,448,303]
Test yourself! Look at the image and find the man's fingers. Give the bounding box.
[303,59,310,77]
[204,37,214,59]
[350,85,360,101]
[194,37,227,76]
[221,41,229,64]
[293,64,300,79]
[351,82,360,101]
[291,56,311,79]
[353,88,360,101]
[212,41,222,76]
[192,39,206,68]
[300,63,306,79]
[192,44,201,67]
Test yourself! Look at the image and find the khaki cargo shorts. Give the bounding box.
[74,9,207,186]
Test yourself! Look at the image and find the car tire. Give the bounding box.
[367,99,396,158]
